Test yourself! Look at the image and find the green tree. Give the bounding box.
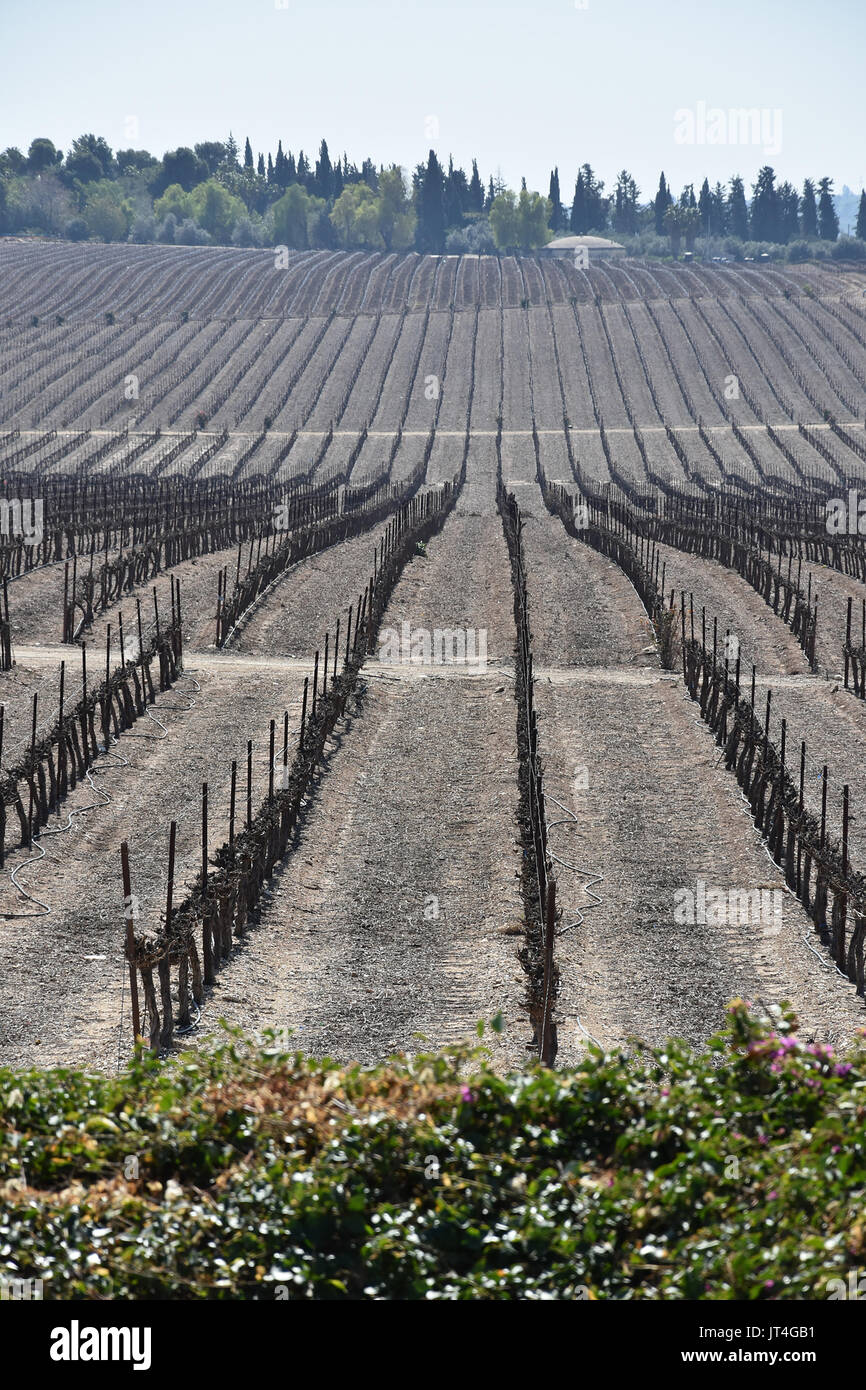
[856,191,866,240]
[377,166,416,251]
[189,180,246,241]
[225,132,240,170]
[27,139,61,173]
[750,166,780,243]
[800,179,818,238]
[194,142,228,175]
[548,167,562,232]
[490,187,550,251]
[315,139,334,200]
[83,182,131,241]
[154,183,193,223]
[155,147,207,195]
[818,177,839,240]
[272,183,322,248]
[570,170,587,233]
[572,165,605,231]
[728,175,749,240]
[444,157,466,229]
[778,182,800,243]
[698,177,712,234]
[613,170,639,234]
[711,182,728,235]
[468,159,484,213]
[330,182,383,248]
[417,150,445,252]
[516,187,552,249]
[663,202,698,257]
[653,172,672,234]
[0,147,26,175]
[116,149,157,175]
[489,189,518,250]
[243,137,254,171]
[65,134,114,183]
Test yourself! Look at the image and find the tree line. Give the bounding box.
[1,132,863,259]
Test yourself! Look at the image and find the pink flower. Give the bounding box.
[460,1085,474,1104]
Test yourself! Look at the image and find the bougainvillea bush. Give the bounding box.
[2,1003,865,1300]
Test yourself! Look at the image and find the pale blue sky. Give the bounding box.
[2,0,863,201]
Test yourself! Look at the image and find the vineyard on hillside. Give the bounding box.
[2,240,866,1075]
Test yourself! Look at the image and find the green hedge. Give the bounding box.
[2,1003,865,1300]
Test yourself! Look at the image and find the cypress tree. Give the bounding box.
[444,156,464,228]
[698,177,712,234]
[778,182,800,242]
[315,139,334,200]
[653,172,672,234]
[801,179,818,238]
[613,171,639,234]
[485,176,496,212]
[274,141,288,188]
[548,167,562,232]
[856,191,866,240]
[419,149,446,252]
[729,176,749,240]
[468,159,484,213]
[257,152,265,178]
[750,166,780,243]
[818,177,839,240]
[579,165,605,231]
[243,137,254,170]
[570,170,587,234]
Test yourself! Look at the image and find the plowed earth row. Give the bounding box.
[2,445,864,1072]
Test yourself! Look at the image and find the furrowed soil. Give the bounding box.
[0,511,400,1069]
[522,499,865,1063]
[184,455,528,1068]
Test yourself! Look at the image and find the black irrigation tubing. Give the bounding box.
[497,481,558,1067]
[122,458,466,1053]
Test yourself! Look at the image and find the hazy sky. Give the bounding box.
[2,0,864,201]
